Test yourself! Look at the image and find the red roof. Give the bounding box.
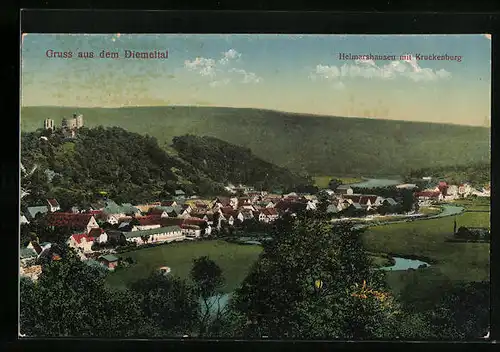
[220,207,235,214]
[216,197,231,206]
[161,201,176,206]
[359,195,378,205]
[261,208,278,216]
[149,208,167,215]
[180,224,201,230]
[47,213,94,229]
[137,215,162,226]
[71,233,95,244]
[88,210,103,215]
[47,198,59,207]
[88,228,105,237]
[183,218,207,225]
[160,218,184,226]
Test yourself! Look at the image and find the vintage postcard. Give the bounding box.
[19,33,491,340]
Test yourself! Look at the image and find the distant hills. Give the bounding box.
[21,106,491,177]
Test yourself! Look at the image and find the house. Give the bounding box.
[148,208,170,218]
[240,209,255,220]
[414,191,443,204]
[161,200,178,207]
[124,225,184,245]
[46,213,99,234]
[212,197,231,210]
[27,241,51,259]
[88,228,108,244]
[471,187,491,198]
[437,181,448,196]
[181,224,202,238]
[67,233,95,253]
[117,222,134,232]
[20,213,29,225]
[383,198,398,206]
[46,198,61,212]
[102,201,141,219]
[422,176,432,181]
[133,216,162,231]
[458,183,473,198]
[20,247,37,266]
[104,214,120,225]
[26,205,49,220]
[98,254,119,270]
[260,208,279,222]
[342,194,362,205]
[324,189,336,196]
[221,214,235,226]
[336,185,354,195]
[105,230,126,244]
[326,204,340,214]
[220,207,244,224]
[135,202,162,213]
[455,226,490,241]
[305,200,317,211]
[445,185,459,200]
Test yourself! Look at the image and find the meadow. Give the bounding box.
[312,176,364,188]
[363,202,490,311]
[105,240,262,293]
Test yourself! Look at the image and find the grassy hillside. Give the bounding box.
[21,106,491,176]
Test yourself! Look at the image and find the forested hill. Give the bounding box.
[21,106,491,176]
[172,135,312,191]
[20,127,312,210]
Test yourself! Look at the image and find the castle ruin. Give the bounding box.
[44,114,84,138]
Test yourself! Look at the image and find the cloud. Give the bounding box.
[311,57,452,83]
[184,57,217,77]
[229,68,262,83]
[184,50,262,86]
[219,49,241,65]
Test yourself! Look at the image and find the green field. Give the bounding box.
[312,176,364,188]
[418,206,442,216]
[105,240,262,293]
[21,106,490,176]
[363,203,490,311]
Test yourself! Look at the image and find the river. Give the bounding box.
[380,256,430,271]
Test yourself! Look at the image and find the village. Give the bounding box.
[19,176,490,282]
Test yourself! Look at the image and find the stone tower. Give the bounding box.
[44,118,54,130]
[74,114,84,128]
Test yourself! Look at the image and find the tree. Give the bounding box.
[20,244,160,337]
[401,189,416,213]
[190,256,226,337]
[425,282,490,340]
[316,192,330,218]
[130,272,199,336]
[328,178,343,191]
[231,215,400,339]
